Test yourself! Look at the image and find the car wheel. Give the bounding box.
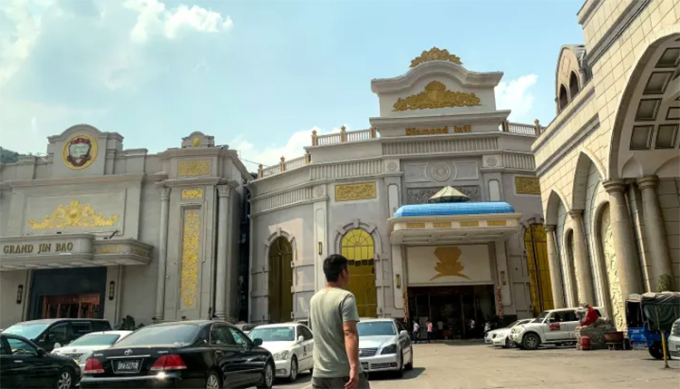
[393,353,404,378]
[54,368,74,389]
[205,370,221,389]
[404,347,413,371]
[504,337,512,348]
[257,361,274,389]
[288,356,298,383]
[522,333,540,350]
[648,343,668,360]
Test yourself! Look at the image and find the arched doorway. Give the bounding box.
[524,225,554,316]
[341,229,377,317]
[268,237,293,323]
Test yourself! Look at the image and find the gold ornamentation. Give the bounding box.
[393,81,481,112]
[192,136,201,147]
[515,176,541,195]
[180,210,201,309]
[406,222,426,229]
[433,222,451,228]
[431,247,471,280]
[62,134,98,170]
[181,188,204,200]
[28,200,119,230]
[410,47,462,68]
[335,182,377,202]
[178,160,211,177]
[487,220,507,226]
[460,221,479,227]
[96,245,124,254]
[132,247,149,257]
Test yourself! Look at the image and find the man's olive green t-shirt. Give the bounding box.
[309,287,362,378]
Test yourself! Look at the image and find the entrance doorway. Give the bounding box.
[341,229,377,317]
[524,224,554,316]
[408,285,495,339]
[29,267,107,320]
[41,294,101,318]
[268,237,293,323]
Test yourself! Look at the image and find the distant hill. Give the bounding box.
[0,147,20,164]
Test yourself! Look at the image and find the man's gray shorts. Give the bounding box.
[311,372,370,389]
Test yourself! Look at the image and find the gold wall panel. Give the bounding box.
[433,222,451,228]
[181,188,204,200]
[335,182,377,202]
[410,47,462,68]
[178,160,211,177]
[487,220,507,226]
[393,81,481,111]
[515,176,541,195]
[28,200,119,230]
[460,221,480,227]
[180,209,201,309]
[405,222,426,229]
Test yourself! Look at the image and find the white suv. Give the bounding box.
[509,307,604,350]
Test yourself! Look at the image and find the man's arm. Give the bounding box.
[343,320,360,372]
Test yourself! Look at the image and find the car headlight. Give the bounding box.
[381,344,397,355]
[273,350,290,360]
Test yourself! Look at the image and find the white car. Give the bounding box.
[357,318,413,377]
[248,323,314,383]
[509,307,604,350]
[51,330,132,373]
[484,319,533,348]
[669,318,680,359]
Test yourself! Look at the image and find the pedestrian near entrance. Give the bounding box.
[426,319,433,343]
[412,321,420,343]
[310,254,370,389]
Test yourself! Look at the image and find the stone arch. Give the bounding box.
[569,71,580,98]
[558,85,569,111]
[571,150,606,211]
[334,219,382,258]
[555,45,588,113]
[545,189,569,225]
[264,228,298,323]
[608,27,680,179]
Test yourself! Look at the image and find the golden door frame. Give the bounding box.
[341,229,378,318]
[524,224,554,316]
[267,235,294,323]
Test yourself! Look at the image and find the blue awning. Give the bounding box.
[394,202,515,217]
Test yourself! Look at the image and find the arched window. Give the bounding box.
[524,225,554,316]
[268,237,293,323]
[558,84,569,111]
[569,72,580,99]
[341,229,377,317]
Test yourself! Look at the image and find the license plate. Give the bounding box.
[116,360,140,373]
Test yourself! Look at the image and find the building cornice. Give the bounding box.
[535,115,600,176]
[4,173,146,189]
[577,0,602,26]
[369,110,511,128]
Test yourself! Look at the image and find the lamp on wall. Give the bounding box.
[500,271,507,286]
[318,242,323,256]
[108,281,116,301]
[16,285,23,304]
[396,274,401,289]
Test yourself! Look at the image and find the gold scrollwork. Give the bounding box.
[335,182,377,202]
[460,221,480,227]
[393,81,481,112]
[28,200,119,230]
[487,220,507,226]
[180,210,201,308]
[132,247,149,257]
[405,223,426,229]
[433,222,451,228]
[178,160,211,177]
[515,176,541,195]
[181,188,204,200]
[410,47,462,68]
[96,245,124,254]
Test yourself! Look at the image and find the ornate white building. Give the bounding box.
[534,0,679,331]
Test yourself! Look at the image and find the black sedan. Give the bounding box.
[80,320,274,389]
[0,333,79,389]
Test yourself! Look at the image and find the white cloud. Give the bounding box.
[495,74,538,122]
[232,126,345,169]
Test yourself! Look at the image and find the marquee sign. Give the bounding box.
[405,125,471,136]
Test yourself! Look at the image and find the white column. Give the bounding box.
[637,176,674,291]
[494,240,512,307]
[545,225,565,308]
[154,186,170,321]
[568,210,595,305]
[214,185,231,320]
[391,244,404,311]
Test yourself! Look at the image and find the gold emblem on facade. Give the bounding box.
[487,220,507,226]
[28,200,119,230]
[431,246,471,280]
[181,188,204,200]
[62,134,98,170]
[515,176,541,195]
[335,182,377,202]
[178,160,211,177]
[405,222,426,229]
[180,209,201,308]
[393,81,481,112]
[460,221,479,227]
[192,136,201,148]
[410,47,462,68]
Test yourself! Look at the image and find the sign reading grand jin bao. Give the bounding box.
[63,134,98,169]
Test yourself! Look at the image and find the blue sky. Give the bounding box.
[0,0,585,170]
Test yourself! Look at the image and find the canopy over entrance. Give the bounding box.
[428,186,470,203]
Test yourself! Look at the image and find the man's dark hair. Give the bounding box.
[323,254,348,282]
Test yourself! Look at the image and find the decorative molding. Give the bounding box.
[487,220,507,226]
[427,161,452,182]
[178,160,211,177]
[216,185,231,198]
[311,160,382,180]
[410,47,462,68]
[577,0,602,26]
[393,81,481,111]
[252,187,314,214]
[335,182,377,202]
[180,209,201,309]
[386,161,398,172]
[433,222,451,228]
[158,186,171,201]
[535,115,600,176]
[514,176,541,195]
[502,153,535,171]
[6,173,145,188]
[405,222,426,229]
[181,188,204,200]
[27,200,119,230]
[383,137,498,156]
[460,221,480,227]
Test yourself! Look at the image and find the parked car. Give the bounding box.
[484,319,533,348]
[52,331,132,373]
[669,318,680,359]
[2,319,112,352]
[234,323,258,335]
[0,333,80,389]
[509,307,604,350]
[356,318,413,377]
[248,323,314,383]
[79,320,274,389]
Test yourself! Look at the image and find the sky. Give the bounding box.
[0,0,585,171]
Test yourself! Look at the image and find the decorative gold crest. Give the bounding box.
[62,134,98,170]
[335,182,377,202]
[430,246,470,280]
[410,47,462,68]
[28,200,119,230]
[515,176,541,195]
[393,81,481,112]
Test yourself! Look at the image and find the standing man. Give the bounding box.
[310,254,370,389]
[412,320,420,343]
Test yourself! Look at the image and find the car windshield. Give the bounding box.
[533,311,550,323]
[249,327,295,342]
[357,322,396,337]
[3,323,49,339]
[505,320,521,328]
[114,325,199,347]
[68,333,121,347]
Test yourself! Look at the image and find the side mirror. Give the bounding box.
[297,336,304,343]
[253,338,263,347]
[53,342,62,349]
[37,348,46,357]
[399,330,409,337]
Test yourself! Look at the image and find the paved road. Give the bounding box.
[272,341,680,389]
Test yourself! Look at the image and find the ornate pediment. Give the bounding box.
[393,81,481,111]
[28,200,119,230]
[410,47,462,68]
